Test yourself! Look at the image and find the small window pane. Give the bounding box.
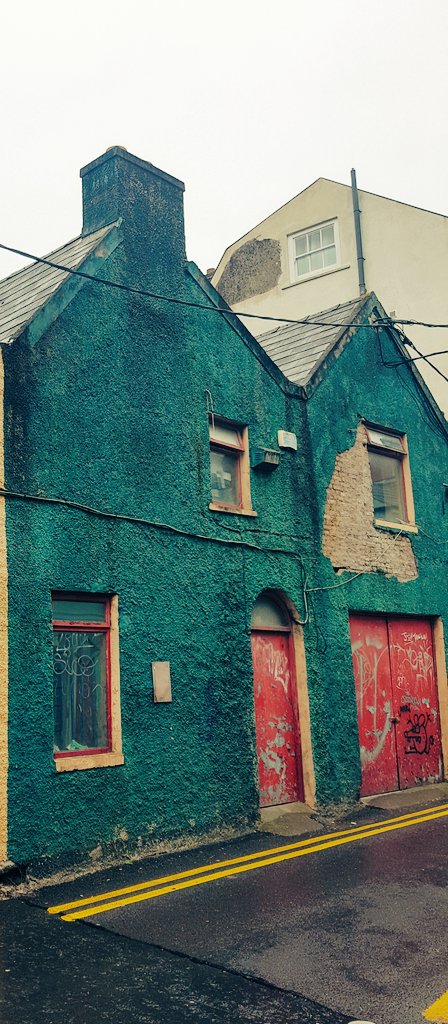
[251,595,290,629]
[366,428,403,452]
[321,224,334,246]
[310,250,324,272]
[53,631,108,752]
[308,230,321,252]
[296,255,310,277]
[210,448,241,506]
[52,599,107,623]
[322,245,337,267]
[368,451,407,522]
[294,234,308,256]
[209,422,241,447]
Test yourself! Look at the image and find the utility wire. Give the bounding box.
[387,324,448,385]
[2,486,439,618]
[376,329,448,441]
[0,485,311,564]
[0,241,364,328]
[0,486,314,621]
[3,240,448,336]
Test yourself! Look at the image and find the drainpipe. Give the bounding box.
[351,168,367,296]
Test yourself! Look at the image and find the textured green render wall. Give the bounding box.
[4,151,447,869]
[306,320,448,802]
[3,201,319,867]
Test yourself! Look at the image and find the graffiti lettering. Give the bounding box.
[402,632,427,643]
[256,640,290,696]
[404,712,434,756]
[390,639,434,695]
[351,637,391,765]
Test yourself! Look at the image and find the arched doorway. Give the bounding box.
[251,593,304,807]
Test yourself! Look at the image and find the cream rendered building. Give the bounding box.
[212,178,448,412]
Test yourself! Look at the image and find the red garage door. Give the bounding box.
[350,615,442,797]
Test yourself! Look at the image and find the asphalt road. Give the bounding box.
[3,803,448,1024]
[40,804,448,1024]
[0,898,349,1024]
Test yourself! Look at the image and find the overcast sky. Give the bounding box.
[1,0,447,281]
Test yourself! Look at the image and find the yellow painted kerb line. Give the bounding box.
[48,801,448,917]
[49,803,448,922]
[423,990,448,1021]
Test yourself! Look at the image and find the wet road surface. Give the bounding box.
[0,898,348,1024]
[41,804,448,1024]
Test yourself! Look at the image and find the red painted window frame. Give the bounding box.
[52,593,112,759]
[209,417,245,510]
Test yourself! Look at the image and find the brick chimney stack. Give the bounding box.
[80,146,186,288]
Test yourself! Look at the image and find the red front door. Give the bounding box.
[251,630,304,807]
[388,619,442,789]
[350,615,442,796]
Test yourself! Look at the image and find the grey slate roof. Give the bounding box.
[256,296,366,386]
[0,224,117,346]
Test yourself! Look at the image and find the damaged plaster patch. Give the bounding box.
[216,238,282,305]
[322,424,418,582]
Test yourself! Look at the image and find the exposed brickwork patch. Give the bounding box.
[322,424,418,582]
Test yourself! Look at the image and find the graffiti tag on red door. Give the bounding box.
[388,619,442,788]
[350,616,442,796]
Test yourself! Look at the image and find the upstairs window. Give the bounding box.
[209,419,244,508]
[52,595,111,758]
[365,426,415,527]
[209,417,254,515]
[289,220,339,282]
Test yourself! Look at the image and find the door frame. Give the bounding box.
[350,612,448,791]
[251,590,316,808]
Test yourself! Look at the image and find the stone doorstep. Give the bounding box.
[360,780,448,811]
[258,801,324,837]
[258,780,448,835]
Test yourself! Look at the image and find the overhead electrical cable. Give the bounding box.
[3,241,448,338]
[376,330,448,441]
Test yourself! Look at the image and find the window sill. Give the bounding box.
[374,519,418,535]
[209,502,257,517]
[54,751,124,772]
[282,263,350,290]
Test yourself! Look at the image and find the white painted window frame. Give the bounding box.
[288,219,341,284]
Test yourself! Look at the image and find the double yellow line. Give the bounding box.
[49,802,448,922]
